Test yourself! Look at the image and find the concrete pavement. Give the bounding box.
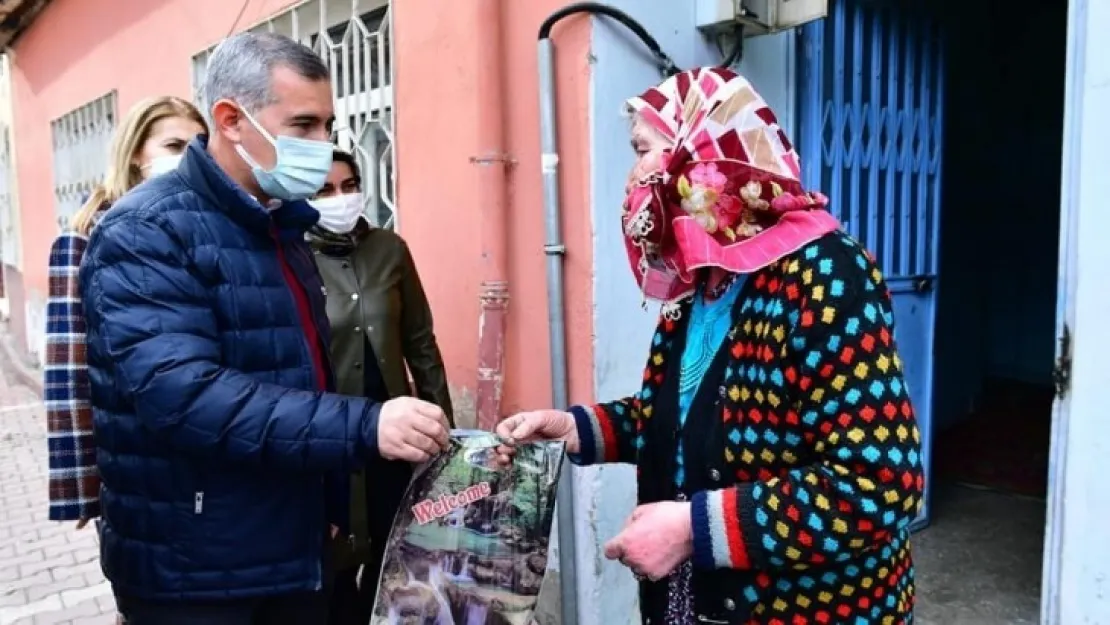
[0,330,116,625]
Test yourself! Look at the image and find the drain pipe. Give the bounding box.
[538,5,679,624]
[474,0,512,431]
[536,32,579,625]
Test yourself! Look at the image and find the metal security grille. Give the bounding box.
[0,124,13,268]
[0,54,16,270]
[797,0,946,528]
[50,92,118,233]
[192,0,396,229]
[798,0,943,278]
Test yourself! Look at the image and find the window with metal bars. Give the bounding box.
[191,0,397,229]
[0,53,15,275]
[0,124,15,271]
[50,91,118,233]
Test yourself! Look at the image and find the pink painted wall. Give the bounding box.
[392,1,595,420]
[7,0,596,417]
[7,0,301,358]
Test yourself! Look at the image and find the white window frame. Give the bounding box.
[191,0,397,230]
[50,91,118,233]
[0,53,18,271]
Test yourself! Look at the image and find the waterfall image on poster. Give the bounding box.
[370,429,565,625]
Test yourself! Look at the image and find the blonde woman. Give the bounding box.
[45,96,206,528]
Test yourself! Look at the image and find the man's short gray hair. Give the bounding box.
[204,31,330,113]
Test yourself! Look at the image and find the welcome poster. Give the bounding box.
[370,430,565,625]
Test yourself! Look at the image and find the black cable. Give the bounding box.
[539,3,680,77]
[721,24,745,68]
[225,0,253,39]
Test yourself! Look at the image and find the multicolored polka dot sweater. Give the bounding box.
[570,232,924,624]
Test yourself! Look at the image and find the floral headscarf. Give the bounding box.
[622,67,841,313]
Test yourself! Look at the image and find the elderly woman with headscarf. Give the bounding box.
[495,68,924,625]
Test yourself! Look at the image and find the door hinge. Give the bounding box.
[1052,324,1072,399]
[912,275,935,294]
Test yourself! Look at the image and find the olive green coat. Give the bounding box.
[311,223,453,572]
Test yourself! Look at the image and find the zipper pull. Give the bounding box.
[194,491,204,514]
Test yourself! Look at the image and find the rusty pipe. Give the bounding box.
[473,0,511,431]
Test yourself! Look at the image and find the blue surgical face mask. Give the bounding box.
[234,106,333,201]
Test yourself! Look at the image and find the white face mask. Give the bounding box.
[141,154,182,179]
[310,193,366,234]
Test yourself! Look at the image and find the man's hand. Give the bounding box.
[376,397,451,463]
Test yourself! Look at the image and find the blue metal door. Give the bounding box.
[798,0,944,528]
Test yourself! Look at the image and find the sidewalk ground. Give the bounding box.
[0,327,116,625]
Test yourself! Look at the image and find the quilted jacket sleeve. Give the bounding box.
[690,243,925,572]
[81,213,382,473]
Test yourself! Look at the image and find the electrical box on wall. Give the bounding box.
[696,0,828,36]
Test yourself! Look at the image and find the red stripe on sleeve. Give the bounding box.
[720,488,752,569]
[593,407,619,463]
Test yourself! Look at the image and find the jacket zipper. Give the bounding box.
[291,240,336,384]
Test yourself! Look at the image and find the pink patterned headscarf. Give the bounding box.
[622,67,841,309]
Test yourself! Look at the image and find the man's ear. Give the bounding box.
[210,99,243,143]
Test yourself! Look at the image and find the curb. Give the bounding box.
[0,322,42,395]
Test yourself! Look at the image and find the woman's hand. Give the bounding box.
[493,410,580,466]
[603,501,694,581]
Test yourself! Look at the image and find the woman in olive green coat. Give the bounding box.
[310,150,454,625]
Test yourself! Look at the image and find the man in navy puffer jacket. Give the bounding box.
[79,33,450,624]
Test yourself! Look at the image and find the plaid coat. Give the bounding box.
[45,231,100,521]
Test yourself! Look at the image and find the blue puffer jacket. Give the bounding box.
[79,137,381,601]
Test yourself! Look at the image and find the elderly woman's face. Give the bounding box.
[626,116,671,194]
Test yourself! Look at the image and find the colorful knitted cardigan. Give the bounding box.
[569,231,923,624]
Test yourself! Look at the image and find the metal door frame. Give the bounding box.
[1038,0,1086,619]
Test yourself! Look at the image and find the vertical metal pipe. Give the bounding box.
[537,37,579,625]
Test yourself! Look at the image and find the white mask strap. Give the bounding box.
[233,104,277,172]
[238,105,276,146]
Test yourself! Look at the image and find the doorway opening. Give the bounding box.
[795,0,1067,621]
[922,0,1066,622]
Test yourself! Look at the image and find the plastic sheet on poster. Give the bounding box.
[369,429,566,625]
